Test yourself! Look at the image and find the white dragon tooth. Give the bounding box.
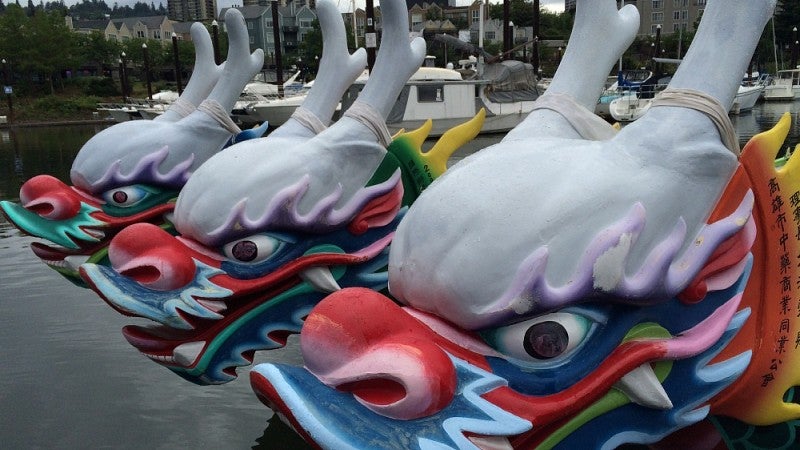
[614,363,673,410]
[300,266,342,293]
[64,255,91,271]
[173,341,206,367]
[467,436,513,450]
[83,228,105,239]
[196,299,228,313]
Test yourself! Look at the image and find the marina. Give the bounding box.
[1,99,800,448]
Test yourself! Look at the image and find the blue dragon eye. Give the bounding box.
[223,234,283,263]
[103,185,148,208]
[491,312,592,362]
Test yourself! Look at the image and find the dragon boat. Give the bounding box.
[0,9,266,287]
[248,0,800,448]
[76,0,484,385]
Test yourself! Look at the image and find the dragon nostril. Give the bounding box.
[109,223,197,291]
[119,265,162,285]
[26,203,55,217]
[20,175,83,220]
[337,378,407,406]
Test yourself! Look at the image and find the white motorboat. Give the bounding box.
[763,68,800,101]
[342,61,541,136]
[245,93,308,127]
[730,83,765,114]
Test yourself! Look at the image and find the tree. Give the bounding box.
[27,10,79,93]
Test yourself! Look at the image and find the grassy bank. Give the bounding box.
[0,77,166,124]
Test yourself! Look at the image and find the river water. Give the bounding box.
[1,101,799,449]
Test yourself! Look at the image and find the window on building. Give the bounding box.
[300,19,312,28]
[486,31,495,40]
[247,21,253,29]
[471,9,479,22]
[652,0,662,10]
[153,30,161,39]
[673,10,680,20]
[265,19,273,27]
[652,12,663,22]
[250,36,254,44]
[681,10,688,20]
[137,30,145,38]
[697,0,706,4]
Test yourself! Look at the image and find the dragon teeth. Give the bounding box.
[196,299,227,313]
[83,228,105,239]
[173,341,206,367]
[614,363,673,410]
[300,266,342,293]
[64,255,91,271]
[467,436,513,450]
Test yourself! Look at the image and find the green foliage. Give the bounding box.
[488,0,572,38]
[19,94,103,121]
[67,76,118,96]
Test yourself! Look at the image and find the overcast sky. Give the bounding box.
[77,0,566,15]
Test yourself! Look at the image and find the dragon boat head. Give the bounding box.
[250,0,800,448]
[0,9,265,286]
[80,0,483,385]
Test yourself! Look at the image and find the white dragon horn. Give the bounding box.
[157,22,223,122]
[273,0,367,138]
[335,0,426,145]
[506,0,639,141]
[198,8,264,114]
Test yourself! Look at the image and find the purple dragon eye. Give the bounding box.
[232,240,258,262]
[112,191,128,204]
[523,321,568,359]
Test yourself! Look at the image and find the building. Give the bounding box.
[565,0,707,36]
[408,1,486,31]
[167,0,218,22]
[219,0,317,59]
[66,15,177,44]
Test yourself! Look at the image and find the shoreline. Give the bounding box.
[0,118,115,128]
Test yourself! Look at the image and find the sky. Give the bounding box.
[221,0,568,14]
[64,0,566,15]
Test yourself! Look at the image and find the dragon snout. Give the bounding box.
[19,175,83,220]
[109,223,195,291]
[300,288,457,420]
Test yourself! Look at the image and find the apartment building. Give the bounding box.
[167,0,218,22]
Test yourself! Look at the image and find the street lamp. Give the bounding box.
[118,57,127,102]
[2,58,12,124]
[120,52,128,100]
[142,43,153,100]
[211,20,221,65]
[509,20,514,59]
[172,32,183,94]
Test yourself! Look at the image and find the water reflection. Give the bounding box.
[2,101,800,448]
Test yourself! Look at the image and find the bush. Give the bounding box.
[28,95,104,120]
[66,76,120,97]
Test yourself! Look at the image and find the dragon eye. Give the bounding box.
[103,185,148,207]
[488,312,592,362]
[223,234,283,263]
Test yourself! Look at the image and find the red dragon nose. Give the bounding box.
[109,223,196,291]
[300,288,457,420]
[19,175,83,220]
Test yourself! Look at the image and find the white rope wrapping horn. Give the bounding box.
[530,93,618,141]
[342,101,392,147]
[651,88,740,156]
[291,106,328,134]
[166,97,196,118]
[197,99,242,135]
